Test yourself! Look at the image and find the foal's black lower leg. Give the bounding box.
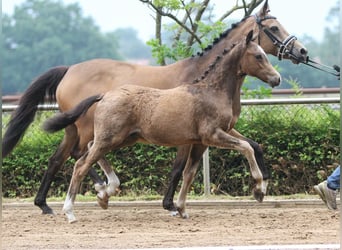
[245,138,270,180]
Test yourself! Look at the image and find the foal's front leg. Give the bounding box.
[228,129,269,202]
[205,129,268,200]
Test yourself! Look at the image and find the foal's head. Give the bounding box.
[239,31,281,88]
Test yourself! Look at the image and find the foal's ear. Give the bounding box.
[257,0,270,18]
[246,30,254,45]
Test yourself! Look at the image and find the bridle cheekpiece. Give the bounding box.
[255,14,297,61]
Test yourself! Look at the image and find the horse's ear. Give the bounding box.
[246,30,254,45]
[257,0,270,18]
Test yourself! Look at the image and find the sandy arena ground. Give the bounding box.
[1,200,340,249]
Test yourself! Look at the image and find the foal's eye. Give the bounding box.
[255,54,263,60]
[270,26,279,32]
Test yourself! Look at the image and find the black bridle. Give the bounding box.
[255,14,340,80]
[255,14,297,61]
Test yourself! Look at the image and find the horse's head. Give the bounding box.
[253,0,308,64]
[239,30,281,88]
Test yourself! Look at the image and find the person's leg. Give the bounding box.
[314,166,340,210]
[327,165,340,190]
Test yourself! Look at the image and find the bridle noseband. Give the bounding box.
[255,14,297,61]
[254,14,340,79]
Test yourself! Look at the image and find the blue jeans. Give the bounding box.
[327,165,340,190]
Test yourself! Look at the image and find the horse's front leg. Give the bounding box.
[228,129,269,202]
[95,157,120,209]
[176,144,208,218]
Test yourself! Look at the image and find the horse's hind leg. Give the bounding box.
[34,125,78,214]
[176,144,208,218]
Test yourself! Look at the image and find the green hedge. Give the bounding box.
[2,104,340,198]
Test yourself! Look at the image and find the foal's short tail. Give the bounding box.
[43,94,103,133]
[2,66,69,158]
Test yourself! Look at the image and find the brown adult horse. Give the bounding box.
[43,31,281,222]
[2,1,307,215]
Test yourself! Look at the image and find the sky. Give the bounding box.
[2,0,339,42]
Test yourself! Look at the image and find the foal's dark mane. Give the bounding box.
[192,44,236,84]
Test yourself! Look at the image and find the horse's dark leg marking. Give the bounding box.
[34,125,78,214]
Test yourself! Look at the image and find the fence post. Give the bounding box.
[203,148,210,196]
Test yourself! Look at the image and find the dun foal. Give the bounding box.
[44,31,281,223]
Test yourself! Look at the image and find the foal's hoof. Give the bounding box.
[253,188,265,203]
[170,210,179,217]
[97,193,109,209]
[177,208,189,219]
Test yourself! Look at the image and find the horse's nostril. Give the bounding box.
[300,48,307,55]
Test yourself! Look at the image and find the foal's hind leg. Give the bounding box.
[63,141,109,223]
[94,157,120,209]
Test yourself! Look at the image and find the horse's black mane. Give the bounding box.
[192,16,250,58]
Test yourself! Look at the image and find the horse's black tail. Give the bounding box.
[2,66,69,158]
[43,94,103,133]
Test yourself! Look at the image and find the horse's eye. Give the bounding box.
[255,54,263,60]
[270,26,279,32]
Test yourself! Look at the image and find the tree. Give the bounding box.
[141,0,340,88]
[2,0,123,95]
[140,0,263,65]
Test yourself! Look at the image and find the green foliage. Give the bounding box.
[2,104,339,198]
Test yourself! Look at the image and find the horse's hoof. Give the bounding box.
[41,206,56,215]
[97,194,109,209]
[253,188,265,202]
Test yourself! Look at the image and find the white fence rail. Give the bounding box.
[2,97,340,196]
[2,97,340,112]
